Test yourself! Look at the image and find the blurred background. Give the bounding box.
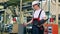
[0,0,60,34]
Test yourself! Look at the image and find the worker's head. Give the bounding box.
[32,1,40,10]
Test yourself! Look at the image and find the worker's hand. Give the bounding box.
[23,23,28,26]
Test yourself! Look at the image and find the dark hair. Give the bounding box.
[33,3,40,7]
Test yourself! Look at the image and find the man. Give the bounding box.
[24,1,46,34]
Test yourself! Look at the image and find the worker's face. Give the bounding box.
[33,4,39,10]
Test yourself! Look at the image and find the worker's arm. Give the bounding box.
[27,18,33,25]
[24,18,33,26]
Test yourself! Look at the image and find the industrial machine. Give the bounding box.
[0,9,13,34]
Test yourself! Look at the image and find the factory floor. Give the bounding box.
[10,33,18,34]
[0,22,59,34]
[0,32,18,34]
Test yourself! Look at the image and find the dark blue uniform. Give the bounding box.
[32,18,44,34]
[32,9,44,34]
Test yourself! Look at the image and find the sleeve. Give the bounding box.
[40,10,46,19]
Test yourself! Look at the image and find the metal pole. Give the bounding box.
[48,0,50,11]
[56,0,58,24]
[20,0,22,24]
[41,0,42,9]
[48,0,50,24]
[18,0,24,34]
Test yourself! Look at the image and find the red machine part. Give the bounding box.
[50,18,54,22]
[13,18,16,21]
[44,24,58,34]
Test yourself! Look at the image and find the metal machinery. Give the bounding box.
[0,3,13,34]
[43,0,58,34]
[0,10,13,34]
[0,9,4,34]
[0,9,13,34]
